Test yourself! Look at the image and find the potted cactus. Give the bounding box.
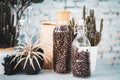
[69,6,103,72]
[9,37,51,75]
[82,6,103,72]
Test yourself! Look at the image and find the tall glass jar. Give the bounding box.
[71,19,91,77]
[20,6,39,43]
[53,21,72,73]
[17,19,28,43]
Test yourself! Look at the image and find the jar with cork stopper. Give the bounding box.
[53,10,73,73]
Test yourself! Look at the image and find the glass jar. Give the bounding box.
[17,19,28,43]
[18,6,39,44]
[53,21,72,73]
[71,19,91,77]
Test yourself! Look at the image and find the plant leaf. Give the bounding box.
[36,52,52,63]
[33,39,41,47]
[23,51,30,69]
[33,55,41,70]
[17,42,27,47]
[29,58,35,70]
[32,51,43,60]
[14,57,26,70]
[10,52,21,64]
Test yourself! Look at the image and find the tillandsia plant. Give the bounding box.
[10,36,51,75]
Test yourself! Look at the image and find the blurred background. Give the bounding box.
[30,0,120,65]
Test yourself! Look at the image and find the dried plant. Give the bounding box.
[10,36,51,71]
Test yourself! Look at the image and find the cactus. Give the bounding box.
[69,6,103,46]
[83,6,103,46]
[82,5,86,21]
[0,0,36,48]
[0,0,18,48]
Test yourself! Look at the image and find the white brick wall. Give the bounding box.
[30,0,120,64]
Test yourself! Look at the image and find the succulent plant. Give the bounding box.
[10,36,51,75]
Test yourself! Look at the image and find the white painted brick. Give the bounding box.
[98,45,111,53]
[37,15,49,21]
[52,1,65,9]
[110,7,120,14]
[66,0,75,7]
[98,2,114,8]
[102,53,120,59]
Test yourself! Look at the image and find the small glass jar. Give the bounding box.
[71,19,91,77]
[53,21,72,73]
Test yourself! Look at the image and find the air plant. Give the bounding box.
[10,36,51,75]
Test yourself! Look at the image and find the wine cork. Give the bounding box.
[56,10,71,22]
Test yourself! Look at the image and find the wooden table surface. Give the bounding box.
[0,59,120,80]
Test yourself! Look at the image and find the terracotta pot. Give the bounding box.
[40,21,56,69]
[23,59,41,75]
[23,48,44,75]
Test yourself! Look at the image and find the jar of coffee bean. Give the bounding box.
[53,24,72,73]
[71,19,91,77]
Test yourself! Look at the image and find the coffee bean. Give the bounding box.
[72,47,91,77]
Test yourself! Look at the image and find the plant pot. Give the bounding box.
[23,48,44,75]
[90,46,98,72]
[23,59,41,75]
[40,21,56,69]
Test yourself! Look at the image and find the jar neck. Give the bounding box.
[76,31,86,38]
[56,21,68,26]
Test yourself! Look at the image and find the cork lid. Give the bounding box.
[56,10,71,22]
